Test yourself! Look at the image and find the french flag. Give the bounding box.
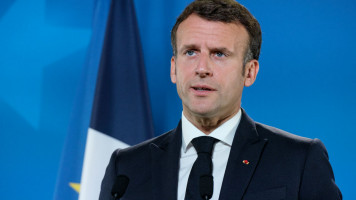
[79,0,153,200]
[80,0,154,198]
[54,0,154,199]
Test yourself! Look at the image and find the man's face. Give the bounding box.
[171,14,259,122]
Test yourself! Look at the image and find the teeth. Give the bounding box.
[195,87,210,91]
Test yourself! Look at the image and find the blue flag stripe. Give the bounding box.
[90,0,154,145]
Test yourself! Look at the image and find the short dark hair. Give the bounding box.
[171,0,262,65]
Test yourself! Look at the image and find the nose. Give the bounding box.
[195,55,212,78]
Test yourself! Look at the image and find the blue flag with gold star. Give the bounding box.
[54,0,154,199]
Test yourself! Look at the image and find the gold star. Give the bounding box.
[69,182,81,193]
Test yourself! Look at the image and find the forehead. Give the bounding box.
[176,14,249,50]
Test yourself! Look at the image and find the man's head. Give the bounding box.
[171,0,262,66]
[170,0,261,133]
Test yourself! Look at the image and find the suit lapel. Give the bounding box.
[219,110,268,200]
[150,121,182,200]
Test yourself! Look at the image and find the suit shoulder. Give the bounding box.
[116,128,175,158]
[109,128,177,176]
[255,122,314,146]
[255,122,330,161]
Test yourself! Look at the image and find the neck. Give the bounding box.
[183,108,240,135]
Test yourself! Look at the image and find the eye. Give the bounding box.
[214,51,226,57]
[185,50,196,56]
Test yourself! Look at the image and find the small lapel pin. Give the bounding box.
[242,160,250,165]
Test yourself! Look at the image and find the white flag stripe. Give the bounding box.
[79,128,130,200]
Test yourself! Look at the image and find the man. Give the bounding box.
[99,0,342,199]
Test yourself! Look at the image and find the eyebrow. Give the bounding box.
[179,44,233,55]
[210,47,233,55]
[179,44,199,53]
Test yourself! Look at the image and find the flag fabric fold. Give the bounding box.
[53,0,111,199]
[79,0,154,199]
[55,0,154,199]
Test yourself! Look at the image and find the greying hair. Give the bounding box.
[171,0,262,67]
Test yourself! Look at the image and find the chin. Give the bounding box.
[183,100,218,116]
[190,107,218,117]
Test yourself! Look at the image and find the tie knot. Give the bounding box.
[191,136,218,155]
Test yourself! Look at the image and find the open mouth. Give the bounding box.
[193,87,213,91]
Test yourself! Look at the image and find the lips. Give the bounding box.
[191,84,216,95]
[193,87,212,91]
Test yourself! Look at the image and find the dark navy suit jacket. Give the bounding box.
[99,110,342,199]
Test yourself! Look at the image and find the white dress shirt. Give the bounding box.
[177,109,242,200]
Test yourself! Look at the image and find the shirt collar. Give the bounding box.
[181,109,242,153]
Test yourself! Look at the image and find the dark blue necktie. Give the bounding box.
[185,136,218,200]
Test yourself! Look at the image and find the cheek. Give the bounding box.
[175,71,189,92]
[218,69,244,91]
[176,65,194,84]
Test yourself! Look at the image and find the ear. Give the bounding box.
[170,56,177,83]
[244,59,259,87]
